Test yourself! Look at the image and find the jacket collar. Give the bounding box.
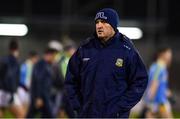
[93,32,121,48]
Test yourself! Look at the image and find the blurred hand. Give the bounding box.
[35,98,43,108]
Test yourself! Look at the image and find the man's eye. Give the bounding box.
[95,20,106,24]
[101,20,106,23]
[95,21,99,24]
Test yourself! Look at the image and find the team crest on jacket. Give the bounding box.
[115,58,123,67]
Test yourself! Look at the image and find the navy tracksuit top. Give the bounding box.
[0,55,20,93]
[31,59,54,100]
[65,32,148,118]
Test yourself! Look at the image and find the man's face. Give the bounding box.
[67,48,76,57]
[13,50,19,58]
[31,56,39,64]
[164,49,172,66]
[46,53,56,64]
[95,19,115,41]
[51,53,57,63]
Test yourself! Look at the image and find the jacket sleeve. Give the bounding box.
[117,49,148,112]
[64,48,82,112]
[6,61,20,93]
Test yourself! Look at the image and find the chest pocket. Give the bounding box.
[80,49,101,74]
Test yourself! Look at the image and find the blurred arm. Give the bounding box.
[148,79,159,101]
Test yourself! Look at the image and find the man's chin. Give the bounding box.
[97,35,105,39]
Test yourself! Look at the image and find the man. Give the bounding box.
[144,47,173,118]
[59,43,77,117]
[27,48,58,118]
[0,40,24,118]
[18,51,39,115]
[65,8,148,118]
[48,40,67,117]
[60,43,76,79]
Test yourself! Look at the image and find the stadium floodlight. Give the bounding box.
[0,24,28,36]
[117,27,143,40]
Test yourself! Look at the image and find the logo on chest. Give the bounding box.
[115,58,123,67]
[82,58,90,61]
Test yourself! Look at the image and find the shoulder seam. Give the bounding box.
[120,33,134,51]
[80,37,94,47]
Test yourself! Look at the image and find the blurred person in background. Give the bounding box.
[17,51,39,116]
[49,39,77,118]
[48,40,66,117]
[144,47,173,118]
[59,42,77,80]
[0,39,25,118]
[65,8,148,118]
[59,42,77,118]
[27,48,58,118]
[48,40,64,64]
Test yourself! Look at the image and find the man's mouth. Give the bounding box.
[97,30,103,34]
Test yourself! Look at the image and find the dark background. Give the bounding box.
[0,0,179,109]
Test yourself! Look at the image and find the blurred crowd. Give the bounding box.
[0,38,176,118]
[0,38,77,118]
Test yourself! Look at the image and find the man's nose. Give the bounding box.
[96,22,103,28]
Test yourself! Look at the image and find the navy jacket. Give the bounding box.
[28,59,63,118]
[0,55,20,93]
[65,32,148,118]
[31,59,54,101]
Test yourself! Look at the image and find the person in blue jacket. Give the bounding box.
[65,8,148,118]
[27,48,58,118]
[144,47,173,118]
[18,51,39,115]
